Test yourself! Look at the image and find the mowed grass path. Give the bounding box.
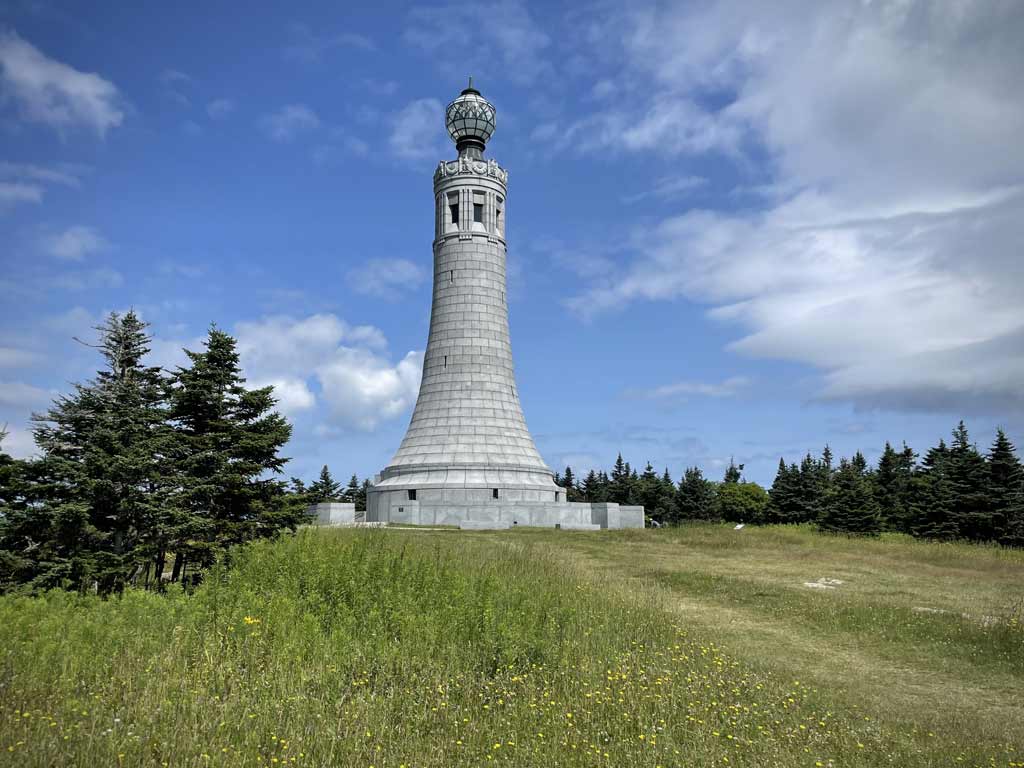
[502,525,1024,756]
[1,526,1021,767]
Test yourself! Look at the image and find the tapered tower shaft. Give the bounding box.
[367,83,560,523]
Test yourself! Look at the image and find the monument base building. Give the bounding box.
[364,82,643,531]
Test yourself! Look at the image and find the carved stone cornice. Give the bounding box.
[434,156,508,185]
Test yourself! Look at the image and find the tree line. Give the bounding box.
[0,312,307,595]
[554,423,1024,545]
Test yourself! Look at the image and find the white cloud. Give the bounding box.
[206,98,234,120]
[622,175,706,204]
[389,98,444,160]
[249,376,316,415]
[318,348,422,431]
[0,161,84,208]
[233,314,418,430]
[566,0,1024,414]
[0,30,123,137]
[0,181,42,205]
[0,347,41,369]
[283,23,375,62]
[0,380,53,407]
[348,258,426,298]
[404,1,550,85]
[159,69,190,84]
[260,104,319,142]
[0,424,36,459]
[635,376,752,401]
[0,161,82,188]
[43,225,107,261]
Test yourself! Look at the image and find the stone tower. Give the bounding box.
[365,82,643,530]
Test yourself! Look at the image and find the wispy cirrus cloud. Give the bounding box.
[0,30,123,137]
[388,98,444,160]
[404,0,550,85]
[260,103,320,142]
[632,376,752,401]
[564,0,1024,415]
[43,225,108,261]
[348,258,426,299]
[283,23,375,63]
[206,98,234,120]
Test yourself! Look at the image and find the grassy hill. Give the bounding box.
[1,525,1021,767]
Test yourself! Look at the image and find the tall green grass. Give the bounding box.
[0,529,1018,766]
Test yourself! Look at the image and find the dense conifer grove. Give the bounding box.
[0,312,309,594]
[553,426,1024,545]
[2,312,1022,595]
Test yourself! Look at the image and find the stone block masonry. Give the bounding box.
[362,82,643,531]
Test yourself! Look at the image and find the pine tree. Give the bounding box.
[357,478,370,512]
[609,454,632,504]
[819,457,881,536]
[581,470,607,503]
[911,440,958,540]
[0,428,42,590]
[947,421,992,541]
[675,467,716,522]
[342,474,360,505]
[723,458,743,484]
[989,429,1023,545]
[308,465,343,504]
[28,312,176,593]
[560,466,580,501]
[767,458,805,523]
[169,326,297,581]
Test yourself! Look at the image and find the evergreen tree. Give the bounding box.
[357,478,370,512]
[609,454,632,504]
[947,421,992,541]
[766,459,802,523]
[988,430,1022,540]
[307,465,342,504]
[723,458,743,484]
[0,428,42,590]
[27,312,176,593]
[169,326,297,581]
[819,457,881,535]
[559,466,581,501]
[797,452,828,523]
[581,470,607,503]
[911,440,958,540]
[342,474,360,505]
[675,467,716,521]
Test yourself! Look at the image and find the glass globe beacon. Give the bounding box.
[445,80,496,156]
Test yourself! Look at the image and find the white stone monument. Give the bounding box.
[364,81,643,530]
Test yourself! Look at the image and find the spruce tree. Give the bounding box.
[723,458,743,484]
[819,457,881,536]
[169,326,297,579]
[308,465,342,503]
[609,454,632,504]
[947,421,992,541]
[560,466,580,501]
[767,459,807,523]
[675,467,716,521]
[988,429,1023,545]
[911,441,958,540]
[28,312,176,593]
[0,429,42,590]
[342,474,360,505]
[581,470,606,502]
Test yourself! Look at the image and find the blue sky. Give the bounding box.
[2,1,1023,486]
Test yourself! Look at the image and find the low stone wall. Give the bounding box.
[365,490,644,529]
[307,502,356,526]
